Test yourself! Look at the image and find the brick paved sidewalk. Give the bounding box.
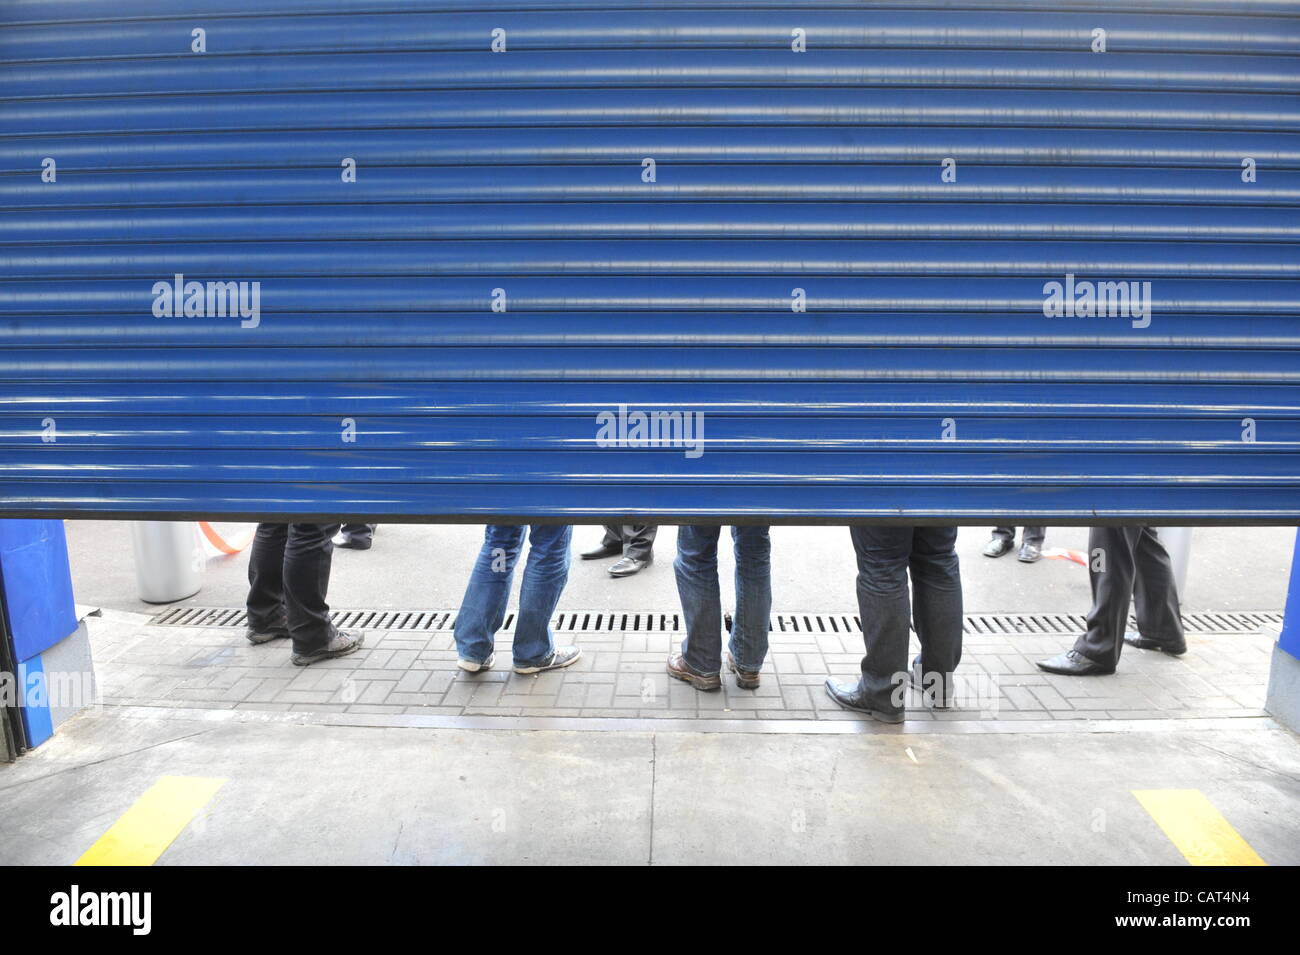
[88,608,1278,724]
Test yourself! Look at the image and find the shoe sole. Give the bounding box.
[246,632,288,645]
[513,649,582,674]
[1017,555,1041,563]
[1034,663,1115,676]
[291,635,365,667]
[667,664,721,691]
[825,692,905,723]
[1126,637,1187,656]
[726,657,760,690]
[983,549,1012,559]
[580,552,621,561]
[608,565,650,577]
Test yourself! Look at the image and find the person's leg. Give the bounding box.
[673,525,724,675]
[1132,527,1186,648]
[282,522,342,654]
[624,525,657,561]
[1022,526,1046,547]
[909,526,963,703]
[849,525,914,711]
[454,525,526,665]
[511,524,573,667]
[984,526,1015,557]
[1073,525,1141,669]
[580,525,623,560]
[246,523,289,633]
[729,526,772,673]
[333,522,374,549]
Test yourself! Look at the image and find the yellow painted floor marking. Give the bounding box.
[1133,789,1266,866]
[75,775,226,866]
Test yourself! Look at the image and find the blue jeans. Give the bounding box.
[453,524,572,667]
[849,526,963,713]
[674,525,772,675]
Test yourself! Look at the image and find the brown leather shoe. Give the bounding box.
[666,651,721,691]
[726,652,761,689]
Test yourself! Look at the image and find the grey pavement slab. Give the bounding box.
[92,610,1278,725]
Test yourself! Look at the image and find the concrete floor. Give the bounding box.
[9,520,1292,866]
[1,706,1296,865]
[66,521,1297,617]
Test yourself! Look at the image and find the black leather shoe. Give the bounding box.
[909,657,955,709]
[1036,649,1114,676]
[823,679,905,723]
[333,535,372,550]
[1123,631,1188,656]
[1017,541,1042,562]
[609,555,651,577]
[983,538,1014,558]
[581,542,623,560]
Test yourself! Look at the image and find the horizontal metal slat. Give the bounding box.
[8,10,1300,61]
[9,50,1298,100]
[5,239,1298,278]
[8,167,1296,210]
[7,89,1296,138]
[7,448,1299,484]
[3,380,1295,417]
[4,312,1298,348]
[4,414,1299,449]
[5,127,1296,172]
[2,480,1297,523]
[10,204,1300,246]
[12,0,1300,28]
[5,277,1298,314]
[2,346,1298,383]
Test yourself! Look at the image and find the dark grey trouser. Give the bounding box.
[992,526,1045,546]
[600,524,657,561]
[1074,525,1184,669]
[247,523,341,653]
[849,526,964,714]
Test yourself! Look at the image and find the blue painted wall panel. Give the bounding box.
[1,1,1298,523]
[0,520,78,660]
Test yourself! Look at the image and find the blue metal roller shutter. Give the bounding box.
[1,0,1298,523]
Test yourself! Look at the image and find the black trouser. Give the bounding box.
[1074,526,1184,670]
[992,526,1045,546]
[247,522,340,653]
[339,522,375,544]
[849,526,963,714]
[600,524,657,561]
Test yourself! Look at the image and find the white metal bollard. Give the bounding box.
[129,521,203,603]
[1156,526,1193,602]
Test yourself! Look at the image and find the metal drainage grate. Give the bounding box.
[148,607,1282,636]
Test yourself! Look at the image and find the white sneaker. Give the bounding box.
[457,652,495,673]
[513,646,582,675]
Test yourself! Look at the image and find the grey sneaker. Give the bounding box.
[291,629,364,667]
[457,652,496,673]
[245,626,289,646]
[513,646,581,674]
